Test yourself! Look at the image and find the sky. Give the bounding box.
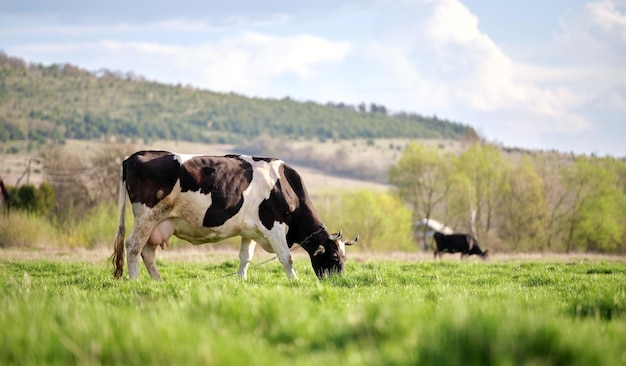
[1,0,625,157]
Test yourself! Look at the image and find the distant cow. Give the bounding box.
[433,232,488,259]
[0,178,9,213]
[111,151,358,280]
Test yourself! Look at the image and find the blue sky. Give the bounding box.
[1,0,625,156]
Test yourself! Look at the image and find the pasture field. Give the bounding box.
[1,250,626,365]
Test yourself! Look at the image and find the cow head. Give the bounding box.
[310,230,358,279]
[469,238,489,259]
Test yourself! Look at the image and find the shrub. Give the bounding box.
[65,203,119,248]
[318,190,414,252]
[6,183,55,215]
[0,211,60,248]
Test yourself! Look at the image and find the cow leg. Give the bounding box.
[265,224,297,279]
[125,235,143,280]
[141,244,162,280]
[125,221,155,280]
[277,248,297,280]
[238,238,257,279]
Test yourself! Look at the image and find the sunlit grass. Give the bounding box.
[1,256,625,365]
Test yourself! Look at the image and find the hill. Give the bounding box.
[0,52,476,145]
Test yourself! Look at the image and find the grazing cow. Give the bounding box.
[0,178,9,212]
[433,232,488,259]
[111,150,358,280]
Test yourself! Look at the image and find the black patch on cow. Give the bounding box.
[180,155,253,227]
[124,151,180,208]
[252,156,276,163]
[259,163,324,250]
[222,154,276,163]
[259,164,299,231]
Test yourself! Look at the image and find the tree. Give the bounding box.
[389,143,452,249]
[39,145,94,223]
[499,156,546,250]
[561,157,626,252]
[89,143,136,205]
[535,153,571,251]
[454,143,509,244]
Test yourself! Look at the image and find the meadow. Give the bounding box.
[1,249,625,365]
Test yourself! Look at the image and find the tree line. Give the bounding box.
[0,52,476,146]
[390,142,626,253]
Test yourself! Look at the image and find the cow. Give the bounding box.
[111,150,358,280]
[0,178,10,214]
[433,232,488,259]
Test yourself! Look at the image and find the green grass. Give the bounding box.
[1,254,626,365]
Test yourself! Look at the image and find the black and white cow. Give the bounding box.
[111,150,358,280]
[433,232,488,259]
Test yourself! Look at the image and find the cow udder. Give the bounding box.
[149,219,175,249]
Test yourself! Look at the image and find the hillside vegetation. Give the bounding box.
[0,52,476,145]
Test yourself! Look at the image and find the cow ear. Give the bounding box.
[313,245,325,257]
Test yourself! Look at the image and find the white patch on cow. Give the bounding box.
[173,153,199,164]
[239,155,284,200]
[263,221,296,279]
[337,240,346,257]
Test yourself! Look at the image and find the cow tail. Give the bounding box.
[111,170,127,279]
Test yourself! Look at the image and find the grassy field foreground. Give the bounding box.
[1,250,625,365]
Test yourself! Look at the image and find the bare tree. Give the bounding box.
[535,153,571,251]
[39,143,136,223]
[39,146,93,222]
[89,143,136,204]
[454,143,508,245]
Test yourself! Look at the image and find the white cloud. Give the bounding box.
[557,1,626,67]
[586,0,626,41]
[370,0,592,135]
[180,32,351,93]
[548,1,626,114]
[10,32,351,94]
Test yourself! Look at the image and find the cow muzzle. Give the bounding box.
[314,264,344,279]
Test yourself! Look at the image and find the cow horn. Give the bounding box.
[345,235,359,246]
[329,230,343,241]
